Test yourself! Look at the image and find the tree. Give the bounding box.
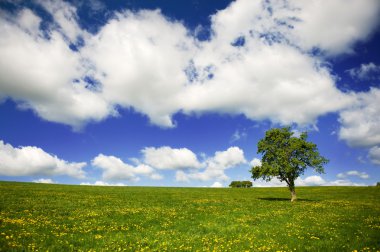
[250,127,328,202]
[242,181,253,188]
[229,181,253,188]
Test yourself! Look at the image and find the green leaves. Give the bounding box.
[251,127,328,190]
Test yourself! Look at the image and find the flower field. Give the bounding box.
[0,181,379,251]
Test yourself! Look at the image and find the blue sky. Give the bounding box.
[0,0,379,187]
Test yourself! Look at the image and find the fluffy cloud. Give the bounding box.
[210,0,380,56]
[339,88,380,147]
[80,181,126,186]
[286,0,380,55]
[176,147,246,182]
[347,62,380,81]
[337,170,369,179]
[250,158,262,167]
[0,140,86,178]
[2,0,379,129]
[210,182,223,188]
[33,178,55,184]
[0,5,115,130]
[251,177,287,187]
[324,180,366,187]
[252,175,367,187]
[142,146,202,170]
[369,146,380,165]
[92,154,162,181]
[296,175,327,186]
[82,10,194,127]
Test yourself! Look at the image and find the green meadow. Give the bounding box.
[0,182,379,251]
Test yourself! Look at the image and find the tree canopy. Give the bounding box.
[250,127,328,201]
[229,181,253,188]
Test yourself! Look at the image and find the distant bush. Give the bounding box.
[377,182,380,187]
[229,181,252,188]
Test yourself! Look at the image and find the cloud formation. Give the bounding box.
[1,0,378,130]
[0,140,86,178]
[347,62,380,80]
[176,147,246,182]
[80,181,126,186]
[337,170,369,179]
[142,146,202,170]
[368,146,380,165]
[339,88,380,148]
[92,154,162,181]
[33,178,55,184]
[251,175,366,187]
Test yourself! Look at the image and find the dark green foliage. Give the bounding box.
[377,182,380,187]
[250,127,328,201]
[229,181,253,188]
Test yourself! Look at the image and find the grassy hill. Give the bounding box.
[0,181,379,251]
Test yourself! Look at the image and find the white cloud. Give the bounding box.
[210,181,223,188]
[92,154,162,181]
[37,0,85,43]
[347,62,380,80]
[176,147,246,182]
[142,146,202,170]
[252,175,367,187]
[369,146,380,165]
[1,0,378,130]
[337,170,370,179]
[230,129,247,142]
[16,9,42,36]
[250,158,262,167]
[0,140,86,178]
[339,88,380,147]
[251,178,287,187]
[33,178,55,184]
[324,179,366,187]
[296,175,327,186]
[0,8,114,130]
[80,181,126,186]
[287,0,380,55]
[82,10,194,127]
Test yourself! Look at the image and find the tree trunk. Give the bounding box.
[290,187,297,202]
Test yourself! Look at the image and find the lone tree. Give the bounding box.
[250,127,328,202]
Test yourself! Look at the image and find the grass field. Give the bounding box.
[0,182,379,251]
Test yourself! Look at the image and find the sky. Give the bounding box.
[0,0,380,188]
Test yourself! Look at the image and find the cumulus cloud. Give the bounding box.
[2,0,379,129]
[369,146,380,165]
[82,10,194,127]
[33,178,55,184]
[250,158,262,167]
[0,140,86,178]
[176,147,246,182]
[80,181,126,186]
[142,146,202,170]
[337,170,370,179]
[0,7,115,130]
[339,88,380,147]
[92,154,162,181]
[347,62,380,80]
[252,175,367,187]
[210,182,223,188]
[324,179,366,187]
[251,177,287,187]
[296,175,327,186]
[286,0,380,55]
